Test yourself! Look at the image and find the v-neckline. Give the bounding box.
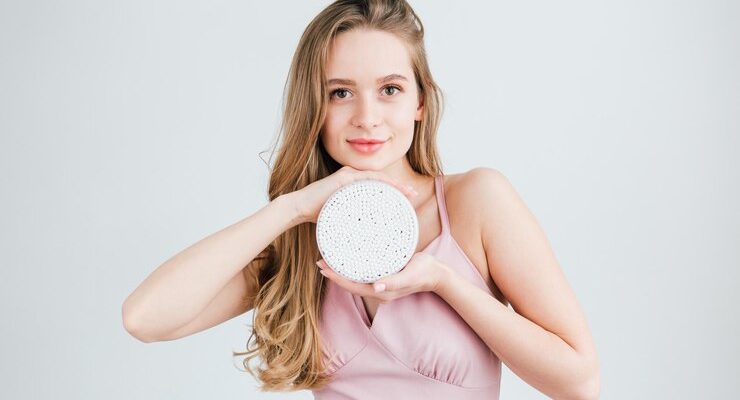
[351,175,447,331]
[351,232,445,330]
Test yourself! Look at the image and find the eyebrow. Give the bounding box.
[327,74,409,86]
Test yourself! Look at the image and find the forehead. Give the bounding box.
[325,28,413,83]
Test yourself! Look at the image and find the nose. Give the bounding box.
[351,93,381,129]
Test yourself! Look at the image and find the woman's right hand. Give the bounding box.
[290,166,419,225]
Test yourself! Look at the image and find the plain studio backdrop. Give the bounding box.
[1,1,737,399]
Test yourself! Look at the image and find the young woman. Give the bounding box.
[122,1,600,399]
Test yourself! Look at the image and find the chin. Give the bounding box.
[343,158,388,171]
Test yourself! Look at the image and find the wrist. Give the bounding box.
[432,260,455,296]
[274,192,305,227]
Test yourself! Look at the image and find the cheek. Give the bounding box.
[387,109,417,143]
[320,118,341,147]
[391,129,414,156]
[390,100,419,129]
[319,132,337,160]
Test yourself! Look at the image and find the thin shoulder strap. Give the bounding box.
[434,174,450,234]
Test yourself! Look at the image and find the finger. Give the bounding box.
[317,259,341,276]
[318,262,376,296]
[363,171,418,199]
[345,168,416,198]
[374,270,411,293]
[373,281,387,293]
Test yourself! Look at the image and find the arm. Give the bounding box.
[121,193,303,343]
[433,168,600,400]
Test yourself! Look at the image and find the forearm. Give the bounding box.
[122,193,302,337]
[434,263,598,400]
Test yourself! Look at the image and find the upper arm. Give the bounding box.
[471,167,597,362]
[155,248,270,342]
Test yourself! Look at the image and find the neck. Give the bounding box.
[379,155,435,208]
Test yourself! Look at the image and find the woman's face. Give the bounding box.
[320,28,424,171]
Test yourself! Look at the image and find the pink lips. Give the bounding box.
[347,138,387,154]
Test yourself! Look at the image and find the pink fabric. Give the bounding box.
[313,174,501,399]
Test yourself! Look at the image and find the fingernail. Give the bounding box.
[374,283,386,293]
[316,261,324,269]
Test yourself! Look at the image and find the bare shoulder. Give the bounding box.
[448,166,529,257]
[454,166,509,190]
[441,167,510,304]
[444,167,510,232]
[445,167,508,207]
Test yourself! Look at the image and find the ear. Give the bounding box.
[415,100,424,121]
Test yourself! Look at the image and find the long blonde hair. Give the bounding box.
[233,0,445,392]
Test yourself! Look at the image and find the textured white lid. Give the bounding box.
[316,179,419,283]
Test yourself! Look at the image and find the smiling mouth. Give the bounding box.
[347,139,386,154]
[347,137,388,144]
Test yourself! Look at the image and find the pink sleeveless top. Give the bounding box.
[313,174,502,399]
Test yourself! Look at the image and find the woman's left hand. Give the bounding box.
[316,252,449,303]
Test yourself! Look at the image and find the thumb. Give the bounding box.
[374,276,402,293]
